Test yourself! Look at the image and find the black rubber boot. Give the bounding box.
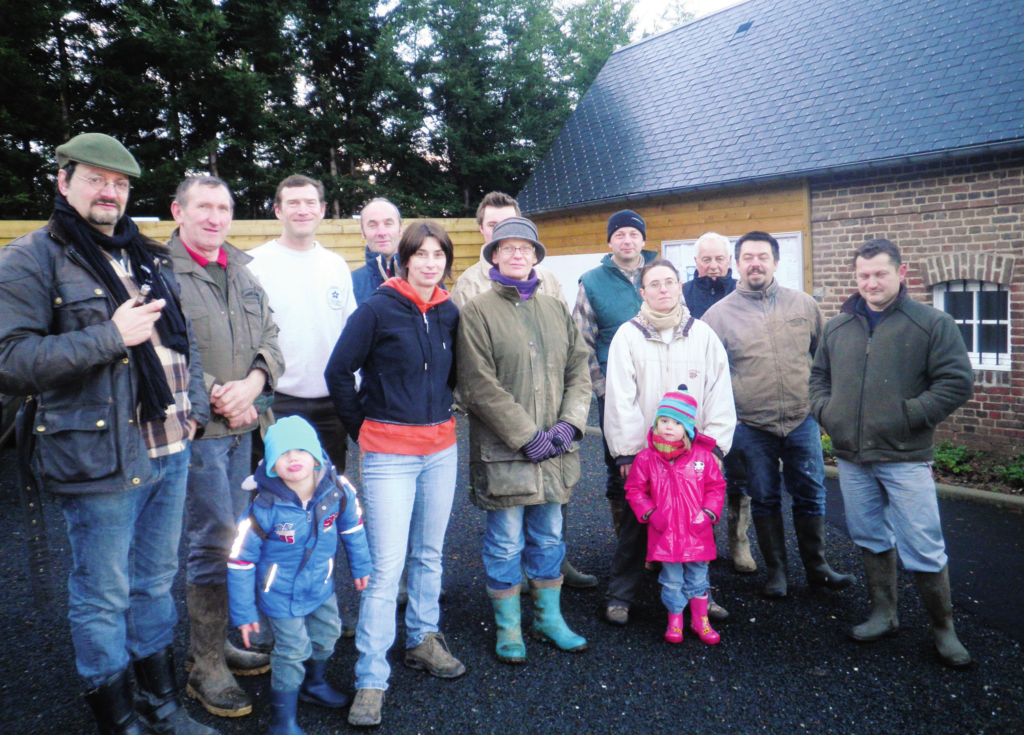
[914,565,971,669]
[847,548,899,642]
[84,668,147,735]
[793,516,855,591]
[267,689,307,735]
[299,658,351,708]
[134,646,220,735]
[752,514,788,597]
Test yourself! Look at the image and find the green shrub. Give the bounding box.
[932,441,977,475]
[821,433,834,460]
[994,453,1024,489]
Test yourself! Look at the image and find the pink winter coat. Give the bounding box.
[625,430,726,563]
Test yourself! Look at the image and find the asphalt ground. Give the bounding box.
[2,408,1023,735]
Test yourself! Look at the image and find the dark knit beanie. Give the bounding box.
[607,210,646,242]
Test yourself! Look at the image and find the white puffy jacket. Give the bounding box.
[604,309,735,460]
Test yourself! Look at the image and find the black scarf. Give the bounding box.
[52,194,190,423]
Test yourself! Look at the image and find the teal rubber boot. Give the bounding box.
[488,585,527,664]
[528,577,588,652]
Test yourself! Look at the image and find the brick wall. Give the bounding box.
[809,150,1024,455]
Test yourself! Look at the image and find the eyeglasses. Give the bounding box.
[643,279,679,290]
[497,244,535,255]
[74,173,130,194]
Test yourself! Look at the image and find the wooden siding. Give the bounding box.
[0,218,484,280]
[531,180,813,290]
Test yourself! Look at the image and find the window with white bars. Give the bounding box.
[932,280,1010,370]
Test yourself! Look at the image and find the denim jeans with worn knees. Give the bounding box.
[659,561,710,614]
[483,502,565,590]
[267,595,342,691]
[60,447,191,687]
[185,433,254,586]
[354,444,457,691]
[837,459,948,572]
[733,416,827,519]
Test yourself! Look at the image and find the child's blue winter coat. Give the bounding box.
[227,462,372,625]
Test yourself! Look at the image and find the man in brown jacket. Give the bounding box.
[169,176,284,718]
[703,231,854,599]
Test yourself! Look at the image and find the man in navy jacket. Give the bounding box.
[351,198,402,305]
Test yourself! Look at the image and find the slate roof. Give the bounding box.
[519,0,1024,215]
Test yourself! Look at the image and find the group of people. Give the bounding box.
[0,132,975,735]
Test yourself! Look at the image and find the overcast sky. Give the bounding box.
[633,0,746,33]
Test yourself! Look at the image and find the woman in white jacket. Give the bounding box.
[602,258,736,626]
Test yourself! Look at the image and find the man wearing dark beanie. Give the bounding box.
[0,134,216,734]
[573,210,660,613]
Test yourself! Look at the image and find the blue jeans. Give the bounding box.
[658,561,710,614]
[483,502,565,590]
[267,595,342,691]
[733,416,826,519]
[59,447,191,687]
[354,443,457,691]
[185,433,253,586]
[837,459,948,572]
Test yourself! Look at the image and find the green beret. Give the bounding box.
[55,133,141,178]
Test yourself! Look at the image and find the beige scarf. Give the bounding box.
[640,301,684,331]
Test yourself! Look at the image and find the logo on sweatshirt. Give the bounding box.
[275,523,296,544]
[327,286,345,310]
[323,512,339,531]
[693,460,705,477]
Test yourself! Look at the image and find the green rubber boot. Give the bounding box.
[848,548,899,642]
[488,585,527,664]
[914,566,971,669]
[528,577,588,652]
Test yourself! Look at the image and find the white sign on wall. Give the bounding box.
[541,252,606,307]
[662,231,806,292]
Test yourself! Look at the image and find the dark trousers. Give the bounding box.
[605,502,648,607]
[273,393,348,474]
[597,395,625,500]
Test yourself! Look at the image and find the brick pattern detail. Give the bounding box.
[919,252,1016,288]
[809,150,1024,456]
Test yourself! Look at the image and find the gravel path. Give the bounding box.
[2,412,1021,734]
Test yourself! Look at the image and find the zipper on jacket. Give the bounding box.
[324,557,334,584]
[264,563,278,592]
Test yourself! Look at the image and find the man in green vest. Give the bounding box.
[574,210,658,617]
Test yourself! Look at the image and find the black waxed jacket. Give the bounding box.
[809,287,974,463]
[0,218,208,494]
[682,270,737,319]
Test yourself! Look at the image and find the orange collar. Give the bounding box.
[384,277,450,313]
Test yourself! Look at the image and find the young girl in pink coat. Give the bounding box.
[625,387,726,644]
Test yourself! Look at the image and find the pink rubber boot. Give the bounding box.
[689,596,720,645]
[665,612,684,644]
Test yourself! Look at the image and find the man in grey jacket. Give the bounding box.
[703,231,854,599]
[170,176,284,718]
[0,134,215,735]
[810,239,974,668]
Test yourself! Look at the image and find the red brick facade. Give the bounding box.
[809,150,1024,455]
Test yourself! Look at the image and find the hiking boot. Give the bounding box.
[604,604,629,626]
[347,689,385,727]
[184,584,252,718]
[848,548,899,642]
[707,594,729,621]
[404,632,466,678]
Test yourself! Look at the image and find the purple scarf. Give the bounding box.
[489,266,540,301]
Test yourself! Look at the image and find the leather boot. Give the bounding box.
[727,495,757,573]
[752,514,788,598]
[134,647,220,735]
[528,577,588,652]
[299,658,351,708]
[185,584,253,717]
[84,667,147,735]
[608,498,626,536]
[847,548,899,642]
[793,516,855,591]
[488,585,527,664]
[914,566,971,669]
[267,689,306,735]
[185,640,270,676]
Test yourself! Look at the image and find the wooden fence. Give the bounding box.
[0,219,486,280]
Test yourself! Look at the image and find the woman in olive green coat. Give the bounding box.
[456,217,591,664]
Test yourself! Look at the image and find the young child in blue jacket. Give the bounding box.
[228,416,372,735]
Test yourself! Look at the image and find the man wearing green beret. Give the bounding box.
[0,133,217,734]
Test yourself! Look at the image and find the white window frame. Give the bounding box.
[932,280,1011,371]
